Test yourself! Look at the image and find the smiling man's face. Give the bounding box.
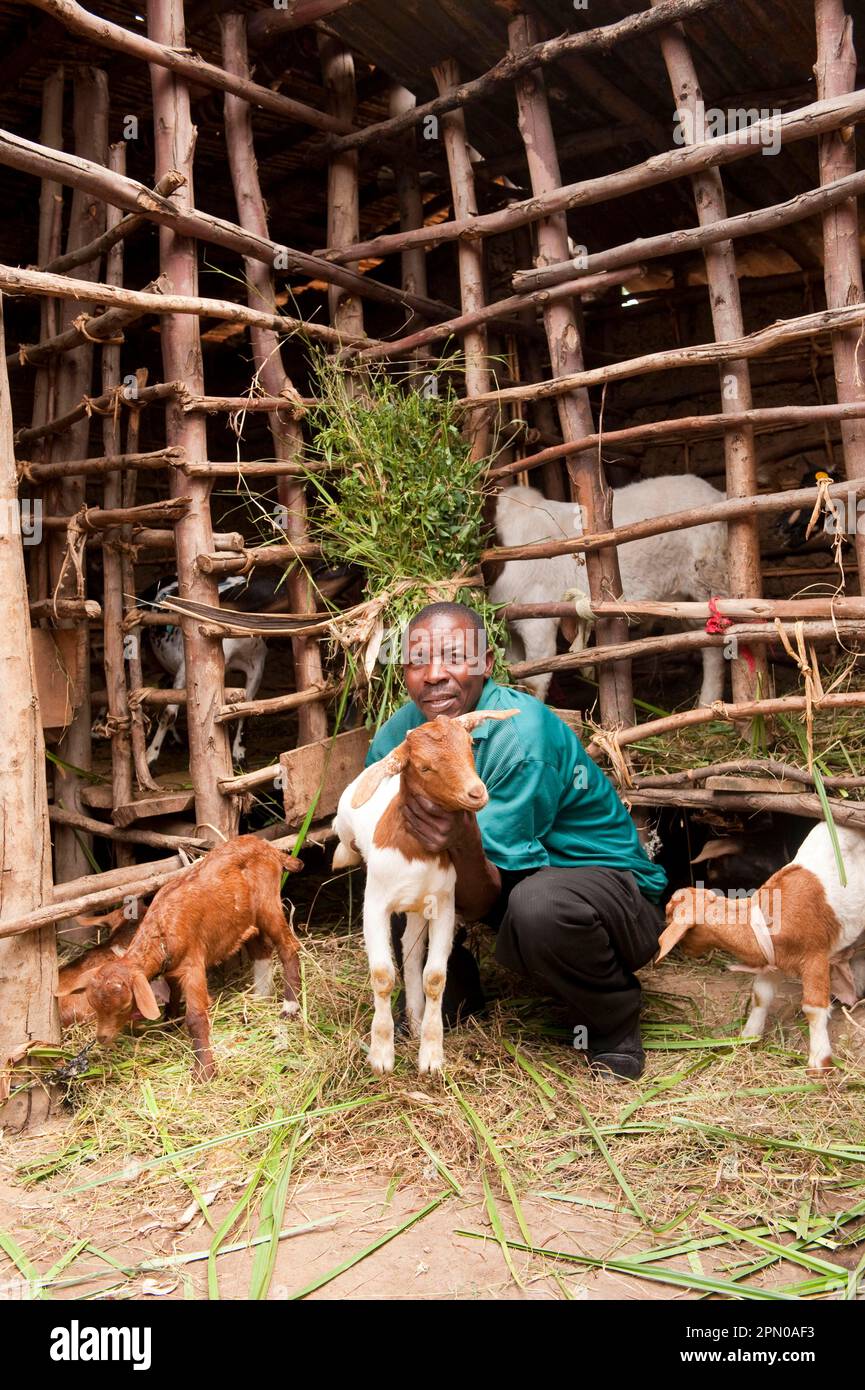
[403,611,493,721]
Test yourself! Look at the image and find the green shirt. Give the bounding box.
[366,679,667,904]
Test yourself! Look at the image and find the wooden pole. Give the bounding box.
[461,301,865,410]
[0,291,59,1130]
[508,619,864,682]
[512,167,865,293]
[512,226,566,502]
[349,266,634,366]
[502,595,865,622]
[318,32,366,341]
[433,59,492,460]
[488,400,865,482]
[632,759,865,789]
[322,87,865,264]
[0,834,301,941]
[10,275,166,369]
[30,68,64,426]
[16,379,182,449]
[120,369,161,793]
[0,262,364,347]
[388,84,431,367]
[27,66,64,613]
[320,0,726,157]
[221,12,327,747]
[482,477,865,563]
[0,128,456,323]
[815,0,865,582]
[42,169,184,276]
[100,142,134,865]
[147,0,236,839]
[509,12,632,726]
[625,787,865,827]
[587,691,865,755]
[48,805,208,853]
[47,65,108,894]
[24,446,184,483]
[652,1,766,707]
[248,1,366,42]
[22,0,355,135]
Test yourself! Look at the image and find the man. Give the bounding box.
[364,601,667,1080]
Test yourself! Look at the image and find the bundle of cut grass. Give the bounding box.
[303,355,507,726]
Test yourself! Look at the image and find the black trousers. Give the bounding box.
[493,866,664,1051]
[392,866,663,1050]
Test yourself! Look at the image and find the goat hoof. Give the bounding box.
[807,1057,834,1077]
[368,1045,394,1073]
[418,1047,444,1075]
[281,1000,300,1019]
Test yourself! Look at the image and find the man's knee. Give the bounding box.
[503,876,539,929]
[497,873,577,975]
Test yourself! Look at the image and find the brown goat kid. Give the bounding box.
[57,908,143,1029]
[55,837,302,1080]
[657,821,865,1073]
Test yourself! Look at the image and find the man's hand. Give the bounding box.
[402,789,502,919]
[402,789,471,854]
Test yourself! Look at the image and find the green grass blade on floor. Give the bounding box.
[140,1079,213,1228]
[0,1229,49,1300]
[453,1230,798,1300]
[248,1124,308,1301]
[206,1088,321,1303]
[287,1194,450,1300]
[402,1116,463,1197]
[448,1076,532,1246]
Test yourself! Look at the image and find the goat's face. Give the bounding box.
[403,718,489,812]
[656,887,732,960]
[56,961,162,1044]
[87,965,137,1043]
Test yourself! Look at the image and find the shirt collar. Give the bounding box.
[467,679,501,738]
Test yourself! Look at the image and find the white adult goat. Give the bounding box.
[489,476,729,704]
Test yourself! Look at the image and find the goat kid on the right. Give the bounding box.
[657,822,865,1074]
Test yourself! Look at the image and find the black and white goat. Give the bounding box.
[143,574,268,766]
[141,565,356,766]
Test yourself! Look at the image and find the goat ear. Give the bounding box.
[455,709,521,733]
[350,745,408,808]
[54,973,96,999]
[690,836,745,865]
[131,971,162,1021]
[655,918,693,963]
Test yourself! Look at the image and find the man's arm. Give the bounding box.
[400,794,501,919]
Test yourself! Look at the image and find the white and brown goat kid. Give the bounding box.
[657,822,865,1074]
[333,710,518,1075]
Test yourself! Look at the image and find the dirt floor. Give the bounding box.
[2,918,864,1302]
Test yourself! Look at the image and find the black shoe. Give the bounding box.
[442,940,486,1027]
[585,1024,645,1082]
